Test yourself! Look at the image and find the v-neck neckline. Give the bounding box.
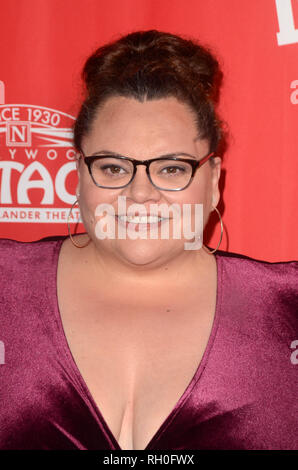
[51,236,223,450]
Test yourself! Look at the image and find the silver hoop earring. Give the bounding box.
[67,200,90,248]
[205,206,223,254]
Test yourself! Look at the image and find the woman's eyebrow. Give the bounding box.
[90,150,122,157]
[89,150,197,159]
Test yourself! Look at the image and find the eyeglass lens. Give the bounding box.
[90,156,193,189]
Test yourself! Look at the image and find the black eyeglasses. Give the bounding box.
[79,151,214,191]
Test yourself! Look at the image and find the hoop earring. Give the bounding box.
[205,206,223,254]
[67,200,91,248]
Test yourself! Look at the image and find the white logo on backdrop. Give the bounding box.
[0,81,80,223]
[276,0,298,46]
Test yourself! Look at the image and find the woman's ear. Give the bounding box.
[75,153,81,200]
[75,152,81,170]
[211,156,221,208]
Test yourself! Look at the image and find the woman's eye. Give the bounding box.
[161,166,185,174]
[102,165,125,174]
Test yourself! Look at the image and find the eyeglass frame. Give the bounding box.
[78,150,215,191]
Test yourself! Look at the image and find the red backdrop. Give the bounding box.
[0,0,297,261]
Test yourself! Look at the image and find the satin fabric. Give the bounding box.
[0,236,297,450]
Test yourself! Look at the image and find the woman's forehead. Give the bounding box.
[94,96,198,131]
[83,96,207,156]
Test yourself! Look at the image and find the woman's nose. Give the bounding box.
[122,164,160,202]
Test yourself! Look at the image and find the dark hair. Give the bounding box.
[74,30,224,164]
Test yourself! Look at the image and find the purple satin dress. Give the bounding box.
[0,236,297,450]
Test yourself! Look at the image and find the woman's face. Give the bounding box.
[76,96,221,267]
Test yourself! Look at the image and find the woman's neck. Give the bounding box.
[77,238,214,291]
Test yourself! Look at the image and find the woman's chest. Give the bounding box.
[57,284,217,450]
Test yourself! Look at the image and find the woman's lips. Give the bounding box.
[115,214,169,232]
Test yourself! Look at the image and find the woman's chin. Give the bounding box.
[112,238,179,268]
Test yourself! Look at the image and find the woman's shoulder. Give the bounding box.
[214,249,298,337]
[0,235,67,270]
[215,247,298,291]
[215,247,298,269]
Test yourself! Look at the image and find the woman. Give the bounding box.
[0,30,297,451]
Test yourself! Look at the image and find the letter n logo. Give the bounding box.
[6,121,31,146]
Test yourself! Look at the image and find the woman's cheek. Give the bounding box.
[79,195,97,230]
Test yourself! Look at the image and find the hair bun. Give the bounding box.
[83,30,221,101]
[74,29,225,155]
